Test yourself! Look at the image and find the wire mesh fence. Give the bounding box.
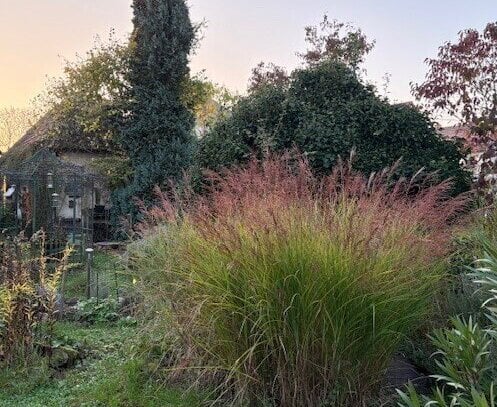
[0,149,100,262]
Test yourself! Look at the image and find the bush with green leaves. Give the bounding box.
[75,298,120,324]
[198,61,470,194]
[398,320,496,406]
[398,234,497,406]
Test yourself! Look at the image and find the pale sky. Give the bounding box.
[0,0,495,109]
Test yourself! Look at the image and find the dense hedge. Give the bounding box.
[198,61,470,194]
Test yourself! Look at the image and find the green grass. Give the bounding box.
[132,155,463,405]
[0,250,199,406]
[63,251,131,300]
[0,322,204,407]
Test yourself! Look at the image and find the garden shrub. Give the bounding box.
[400,207,497,381]
[196,84,287,173]
[198,61,470,195]
[133,154,468,406]
[398,232,497,406]
[441,207,497,323]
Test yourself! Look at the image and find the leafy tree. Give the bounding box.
[248,62,290,93]
[413,22,497,136]
[39,29,220,158]
[0,107,37,152]
[113,0,196,217]
[31,27,212,200]
[199,61,470,194]
[413,22,497,201]
[90,155,134,190]
[182,74,217,127]
[298,15,375,70]
[16,36,135,193]
[40,34,130,154]
[248,15,374,95]
[183,74,238,135]
[0,36,133,184]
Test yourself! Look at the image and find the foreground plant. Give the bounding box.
[0,231,72,365]
[133,153,467,406]
[398,234,497,407]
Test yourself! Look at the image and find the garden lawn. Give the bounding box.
[0,322,203,407]
[63,251,131,300]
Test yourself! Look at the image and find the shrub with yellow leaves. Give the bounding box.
[0,231,73,365]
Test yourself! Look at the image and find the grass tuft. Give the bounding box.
[133,153,468,406]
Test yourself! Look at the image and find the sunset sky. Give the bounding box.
[0,0,495,109]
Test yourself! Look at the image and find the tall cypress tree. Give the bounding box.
[115,0,195,217]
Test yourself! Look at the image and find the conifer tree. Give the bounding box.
[115,0,195,217]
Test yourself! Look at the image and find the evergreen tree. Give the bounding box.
[115,0,196,218]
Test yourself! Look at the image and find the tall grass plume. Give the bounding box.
[132,153,468,406]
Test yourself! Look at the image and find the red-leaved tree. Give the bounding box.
[413,22,497,135]
[248,62,290,93]
[413,22,497,202]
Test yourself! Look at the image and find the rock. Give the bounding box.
[384,355,432,394]
[65,298,78,306]
[49,345,81,369]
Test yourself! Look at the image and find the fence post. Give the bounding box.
[85,248,94,299]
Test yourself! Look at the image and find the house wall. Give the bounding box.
[58,152,104,174]
[58,152,112,210]
[58,194,82,220]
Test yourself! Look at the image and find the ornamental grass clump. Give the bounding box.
[135,153,468,406]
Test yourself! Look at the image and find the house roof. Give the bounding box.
[1,148,98,190]
[0,111,117,171]
[439,125,496,154]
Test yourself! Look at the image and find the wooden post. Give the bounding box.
[85,248,94,299]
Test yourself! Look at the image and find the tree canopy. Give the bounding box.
[39,35,130,154]
[248,15,375,93]
[298,15,375,70]
[113,0,196,218]
[199,61,470,194]
[413,22,497,136]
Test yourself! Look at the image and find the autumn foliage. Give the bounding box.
[134,153,468,405]
[413,22,497,136]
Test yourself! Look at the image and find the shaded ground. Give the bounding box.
[0,322,202,407]
[0,251,204,407]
